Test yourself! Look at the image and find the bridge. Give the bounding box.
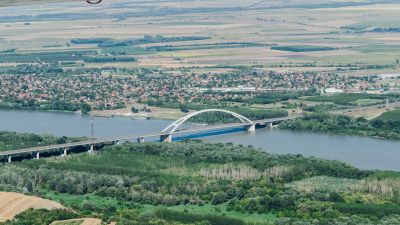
[1,109,298,163]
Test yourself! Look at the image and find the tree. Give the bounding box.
[80,102,92,114]
[131,106,139,113]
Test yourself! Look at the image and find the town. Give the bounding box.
[1,64,398,114]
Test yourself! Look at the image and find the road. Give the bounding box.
[0,116,296,158]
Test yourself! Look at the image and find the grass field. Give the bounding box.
[306,93,385,106]
[51,220,84,225]
[377,109,400,121]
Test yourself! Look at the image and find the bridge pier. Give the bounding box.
[35,152,40,160]
[137,137,144,143]
[160,134,172,143]
[245,124,256,132]
[7,155,11,163]
[62,148,68,157]
[267,122,273,129]
[88,144,95,154]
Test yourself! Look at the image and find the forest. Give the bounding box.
[280,113,400,140]
[0,131,85,151]
[2,133,400,225]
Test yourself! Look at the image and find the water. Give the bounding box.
[0,110,171,137]
[0,110,399,171]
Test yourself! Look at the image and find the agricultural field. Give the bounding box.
[377,108,400,121]
[0,0,399,76]
[305,93,391,106]
[0,192,64,222]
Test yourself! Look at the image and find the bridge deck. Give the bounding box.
[0,116,297,157]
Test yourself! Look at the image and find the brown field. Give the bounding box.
[91,103,187,120]
[0,192,65,222]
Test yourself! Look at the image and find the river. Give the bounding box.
[1,110,399,171]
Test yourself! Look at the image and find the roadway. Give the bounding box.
[0,116,296,158]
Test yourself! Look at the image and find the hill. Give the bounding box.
[0,0,80,7]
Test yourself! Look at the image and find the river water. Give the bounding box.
[0,110,399,171]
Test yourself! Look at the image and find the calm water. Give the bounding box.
[0,110,399,171]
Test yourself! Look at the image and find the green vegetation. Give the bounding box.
[0,131,85,151]
[186,108,288,124]
[377,109,400,121]
[240,90,318,105]
[52,221,83,225]
[154,208,245,225]
[83,56,137,63]
[3,209,78,225]
[271,45,336,52]
[305,93,392,106]
[281,113,400,140]
[147,43,265,52]
[2,135,400,224]
[97,35,210,48]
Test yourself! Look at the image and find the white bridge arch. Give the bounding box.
[162,109,254,135]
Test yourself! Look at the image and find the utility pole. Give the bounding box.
[386,97,389,109]
[89,116,95,153]
[90,115,95,140]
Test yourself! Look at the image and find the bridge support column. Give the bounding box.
[245,124,256,132]
[35,152,40,160]
[160,134,172,143]
[267,122,273,129]
[137,137,145,143]
[88,144,95,154]
[62,148,68,157]
[7,155,11,163]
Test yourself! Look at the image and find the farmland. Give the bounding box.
[0,192,64,222]
[377,108,400,121]
[0,0,399,76]
[305,93,391,106]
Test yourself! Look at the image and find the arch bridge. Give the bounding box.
[160,109,256,142]
[1,109,297,162]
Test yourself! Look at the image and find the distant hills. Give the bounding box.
[0,0,80,7]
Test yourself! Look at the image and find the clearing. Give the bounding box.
[51,218,102,225]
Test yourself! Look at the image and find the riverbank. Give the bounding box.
[280,113,400,141]
[90,104,186,120]
[1,109,400,170]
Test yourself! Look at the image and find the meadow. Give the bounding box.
[377,108,400,121]
[305,93,389,106]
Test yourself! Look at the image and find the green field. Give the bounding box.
[377,109,400,121]
[271,45,336,52]
[51,221,83,225]
[306,93,386,106]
